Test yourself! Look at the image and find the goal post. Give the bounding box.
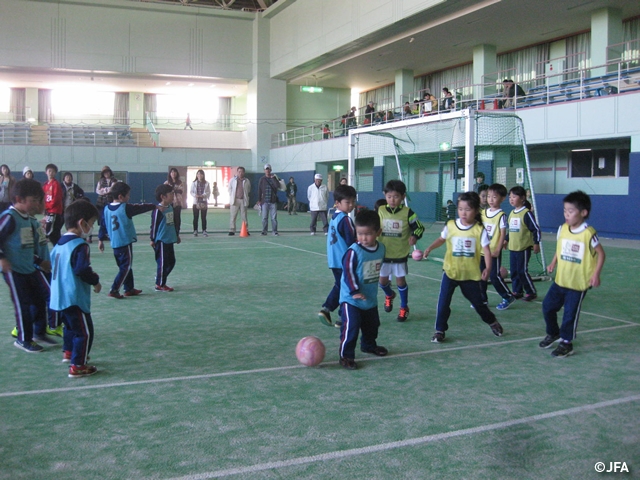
[348,108,549,279]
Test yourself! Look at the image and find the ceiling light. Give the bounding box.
[166,82,171,85]
[188,83,194,87]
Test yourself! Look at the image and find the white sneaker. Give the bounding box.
[310,232,315,236]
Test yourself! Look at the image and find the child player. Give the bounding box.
[423,192,504,343]
[50,200,101,377]
[339,210,388,370]
[507,186,541,301]
[478,184,489,210]
[150,184,179,292]
[540,191,605,357]
[43,163,64,245]
[0,179,51,352]
[98,182,158,298]
[318,184,357,328]
[482,183,515,310]
[378,180,424,322]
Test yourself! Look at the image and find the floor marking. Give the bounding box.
[265,241,326,256]
[1,323,637,399]
[162,393,640,479]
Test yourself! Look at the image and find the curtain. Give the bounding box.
[10,88,26,122]
[38,89,53,123]
[622,17,640,66]
[143,93,157,125]
[359,84,395,113]
[219,96,231,130]
[113,92,129,124]
[565,32,591,74]
[415,63,474,103]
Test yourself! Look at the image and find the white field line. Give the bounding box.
[162,393,640,480]
[1,322,637,399]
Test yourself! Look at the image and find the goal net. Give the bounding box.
[348,109,549,279]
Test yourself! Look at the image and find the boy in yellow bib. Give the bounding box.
[423,192,503,343]
[540,191,605,357]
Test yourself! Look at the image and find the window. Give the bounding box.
[570,149,629,178]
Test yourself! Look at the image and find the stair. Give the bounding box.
[131,128,156,147]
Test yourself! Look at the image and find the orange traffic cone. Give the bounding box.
[240,221,249,237]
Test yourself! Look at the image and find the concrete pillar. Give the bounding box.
[591,8,622,76]
[247,16,286,172]
[473,44,497,98]
[395,69,414,108]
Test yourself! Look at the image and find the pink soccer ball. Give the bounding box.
[295,336,326,367]
[412,249,424,261]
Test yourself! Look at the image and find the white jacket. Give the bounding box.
[228,176,251,207]
[190,181,211,204]
[307,183,328,211]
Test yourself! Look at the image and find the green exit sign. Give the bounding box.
[204,161,215,167]
[300,86,324,93]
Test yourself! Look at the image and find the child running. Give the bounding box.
[150,184,179,292]
[482,183,515,310]
[423,192,504,343]
[507,186,541,301]
[98,182,158,298]
[50,200,101,377]
[378,180,424,322]
[339,210,388,370]
[540,191,605,357]
[0,179,52,352]
[318,184,357,328]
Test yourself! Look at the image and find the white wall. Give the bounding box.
[0,0,254,79]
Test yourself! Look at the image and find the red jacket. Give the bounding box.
[43,179,64,214]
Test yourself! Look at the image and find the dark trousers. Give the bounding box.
[45,212,64,246]
[542,282,587,342]
[435,272,497,333]
[323,268,342,312]
[339,302,381,359]
[173,206,182,235]
[60,306,94,366]
[480,254,512,300]
[310,210,328,233]
[3,270,49,342]
[510,248,536,296]
[154,241,176,287]
[111,244,134,293]
[192,206,207,232]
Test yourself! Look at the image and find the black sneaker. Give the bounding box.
[522,293,537,302]
[14,339,44,353]
[489,321,503,337]
[334,320,343,328]
[261,232,267,236]
[551,342,574,357]
[228,232,235,236]
[361,345,388,356]
[383,292,396,313]
[318,309,332,327]
[513,292,524,300]
[340,357,357,370]
[539,334,560,349]
[431,331,445,343]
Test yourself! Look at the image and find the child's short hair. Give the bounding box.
[64,200,99,229]
[564,190,591,218]
[477,184,489,194]
[446,199,453,205]
[63,172,73,181]
[458,191,483,225]
[488,183,507,197]
[355,209,380,231]
[333,185,357,203]
[155,184,174,203]
[476,171,485,180]
[12,179,44,203]
[383,179,406,195]
[110,181,131,200]
[374,198,387,211]
[509,185,526,198]
[45,163,58,173]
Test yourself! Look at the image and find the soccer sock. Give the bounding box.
[379,282,394,297]
[398,285,408,308]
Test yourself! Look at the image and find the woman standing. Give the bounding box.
[0,165,16,212]
[96,166,118,220]
[165,168,187,235]
[190,169,211,237]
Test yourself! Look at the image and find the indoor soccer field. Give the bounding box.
[1,209,638,479]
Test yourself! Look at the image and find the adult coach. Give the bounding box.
[228,166,251,236]
[257,163,281,236]
[307,173,329,235]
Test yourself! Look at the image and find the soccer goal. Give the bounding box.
[347,109,549,279]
